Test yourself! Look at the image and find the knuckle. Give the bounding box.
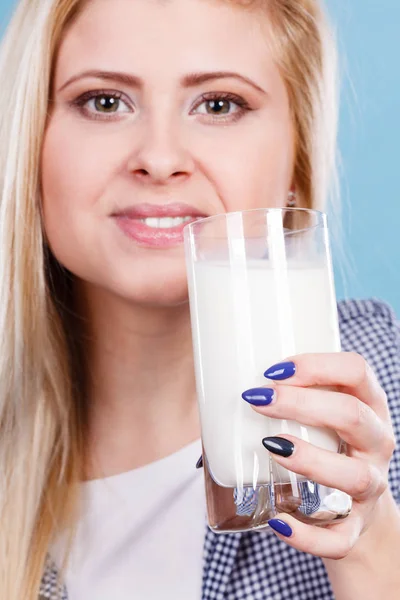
[353,462,376,499]
[346,398,366,429]
[378,387,389,407]
[383,430,397,458]
[376,475,388,497]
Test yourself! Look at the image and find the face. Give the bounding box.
[41,0,295,306]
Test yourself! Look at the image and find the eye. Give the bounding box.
[196,98,236,116]
[192,93,251,121]
[91,95,129,114]
[73,90,133,118]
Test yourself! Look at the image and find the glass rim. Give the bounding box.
[184,206,327,237]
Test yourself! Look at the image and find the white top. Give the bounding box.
[50,438,206,600]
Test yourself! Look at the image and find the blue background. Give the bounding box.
[326,0,400,314]
[1,1,399,313]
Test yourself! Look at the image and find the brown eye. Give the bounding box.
[74,91,133,118]
[192,93,250,122]
[94,95,121,113]
[205,99,231,115]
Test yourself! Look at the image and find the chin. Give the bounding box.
[58,240,193,308]
[103,260,191,308]
[128,283,190,308]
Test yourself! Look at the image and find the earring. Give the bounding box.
[287,191,296,208]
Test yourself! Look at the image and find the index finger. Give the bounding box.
[264,352,389,420]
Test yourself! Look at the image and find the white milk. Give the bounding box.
[188,260,341,488]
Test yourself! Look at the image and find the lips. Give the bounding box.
[112,202,207,220]
[111,202,208,248]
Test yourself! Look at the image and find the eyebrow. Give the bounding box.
[57,69,267,95]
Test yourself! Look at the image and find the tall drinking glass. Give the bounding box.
[184,208,352,533]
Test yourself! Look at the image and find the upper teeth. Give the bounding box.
[140,216,194,229]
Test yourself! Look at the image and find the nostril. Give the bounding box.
[135,169,149,177]
[133,169,187,183]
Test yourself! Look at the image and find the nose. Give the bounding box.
[127,114,195,185]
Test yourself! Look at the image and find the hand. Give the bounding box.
[242,352,396,559]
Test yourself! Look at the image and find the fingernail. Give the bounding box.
[242,387,275,406]
[264,361,296,381]
[196,455,203,469]
[268,519,293,538]
[262,436,294,457]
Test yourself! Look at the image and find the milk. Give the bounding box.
[188,260,341,488]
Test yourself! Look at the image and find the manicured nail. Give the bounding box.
[268,519,293,537]
[262,436,294,457]
[264,361,296,381]
[196,455,203,469]
[242,387,275,406]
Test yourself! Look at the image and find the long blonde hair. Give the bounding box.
[0,0,338,598]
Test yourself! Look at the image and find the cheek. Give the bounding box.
[203,114,295,212]
[41,117,111,220]
[40,116,118,267]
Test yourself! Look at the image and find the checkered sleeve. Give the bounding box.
[338,299,400,502]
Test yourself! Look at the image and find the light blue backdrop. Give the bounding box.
[1,1,399,313]
[326,0,400,314]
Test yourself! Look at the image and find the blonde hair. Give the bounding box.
[0,0,338,598]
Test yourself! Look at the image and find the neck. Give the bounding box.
[75,280,201,481]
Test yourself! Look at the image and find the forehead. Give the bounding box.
[55,0,279,89]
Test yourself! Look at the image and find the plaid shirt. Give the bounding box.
[39,299,400,600]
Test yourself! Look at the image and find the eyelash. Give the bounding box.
[71,89,252,123]
[194,92,252,123]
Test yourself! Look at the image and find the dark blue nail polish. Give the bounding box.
[262,436,294,457]
[264,361,296,381]
[242,388,275,406]
[268,519,293,537]
[196,455,203,469]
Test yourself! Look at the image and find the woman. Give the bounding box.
[0,0,399,598]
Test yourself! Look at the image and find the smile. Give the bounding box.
[113,213,204,248]
[138,216,195,229]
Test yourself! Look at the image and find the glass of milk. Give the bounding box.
[184,208,352,533]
